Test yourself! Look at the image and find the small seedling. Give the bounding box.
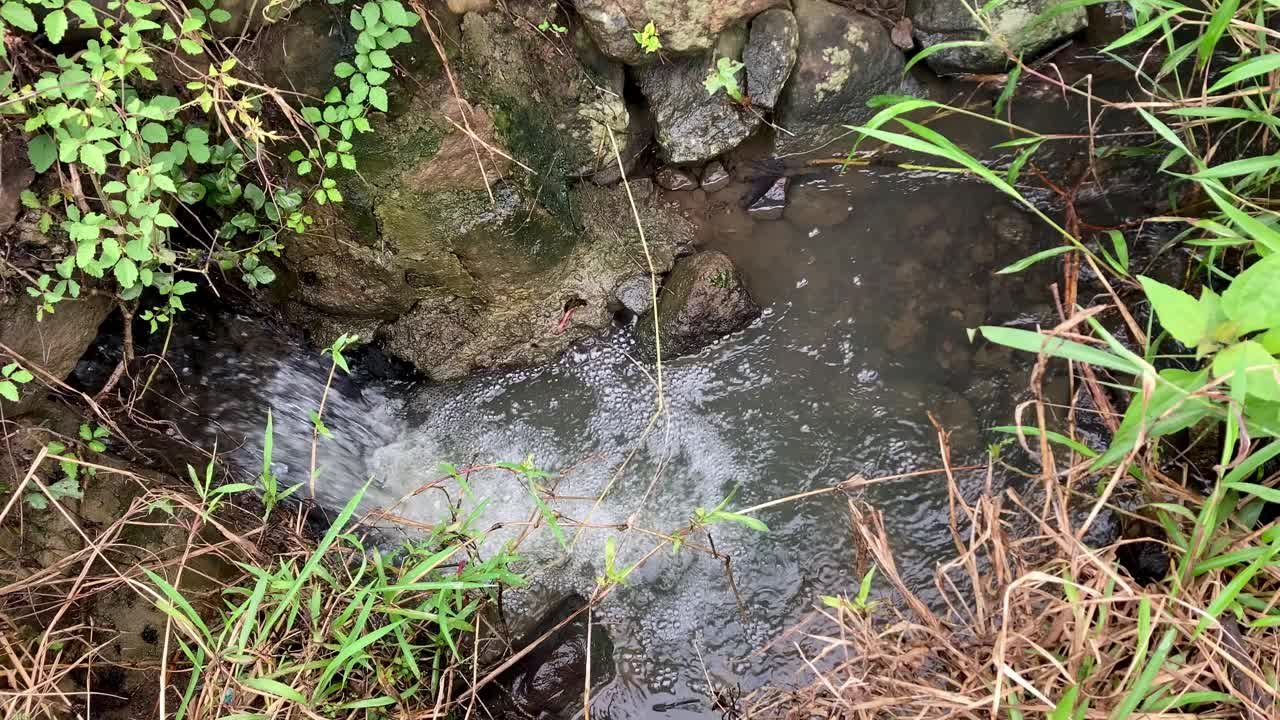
[538,19,567,34]
[596,536,639,587]
[704,57,745,103]
[260,410,301,520]
[692,486,769,533]
[633,21,661,53]
[821,566,879,613]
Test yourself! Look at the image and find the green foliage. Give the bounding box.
[0,0,315,326]
[537,19,567,35]
[259,410,301,520]
[291,0,418,181]
[703,56,745,102]
[691,487,769,533]
[596,536,638,587]
[632,20,661,53]
[0,361,34,403]
[144,479,523,718]
[821,566,878,613]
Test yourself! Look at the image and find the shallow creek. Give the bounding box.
[120,102,1112,717]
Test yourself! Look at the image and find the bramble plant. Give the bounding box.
[632,20,661,53]
[703,56,745,102]
[0,0,411,336]
[0,362,34,403]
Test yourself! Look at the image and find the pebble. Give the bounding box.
[654,166,699,191]
[701,160,731,192]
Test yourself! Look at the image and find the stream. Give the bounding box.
[100,85,1140,718]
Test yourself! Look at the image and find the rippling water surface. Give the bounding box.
[147,162,1062,718]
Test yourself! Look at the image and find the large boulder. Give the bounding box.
[636,250,758,358]
[635,38,762,165]
[258,8,695,380]
[1,139,114,415]
[774,0,911,154]
[909,0,1087,74]
[743,8,799,111]
[575,0,786,64]
[0,291,114,415]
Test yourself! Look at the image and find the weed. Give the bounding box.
[704,56,745,103]
[538,19,567,35]
[632,20,661,53]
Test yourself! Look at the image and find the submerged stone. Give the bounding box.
[655,166,700,191]
[636,250,759,359]
[909,0,1087,74]
[701,160,732,191]
[775,0,912,154]
[747,176,789,220]
[744,8,799,111]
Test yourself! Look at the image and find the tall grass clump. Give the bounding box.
[748,0,1280,715]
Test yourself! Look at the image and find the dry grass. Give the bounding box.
[744,413,1280,719]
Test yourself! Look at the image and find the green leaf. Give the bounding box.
[1138,276,1207,347]
[178,182,206,203]
[368,86,388,112]
[209,7,231,22]
[1222,254,1280,334]
[1,1,38,31]
[252,265,275,285]
[1212,341,1280,401]
[979,326,1142,375]
[1208,53,1280,93]
[996,244,1074,274]
[1197,0,1240,69]
[44,9,69,43]
[1190,154,1280,179]
[78,144,107,175]
[334,62,356,78]
[365,68,390,85]
[369,50,393,68]
[241,676,307,704]
[114,258,139,288]
[28,135,57,173]
[0,381,18,403]
[141,123,168,144]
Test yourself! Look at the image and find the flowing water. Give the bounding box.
[116,93,1139,717]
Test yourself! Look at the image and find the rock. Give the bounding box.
[265,10,694,381]
[1,138,35,235]
[636,250,759,358]
[747,176,788,220]
[575,0,786,65]
[909,0,1086,74]
[701,160,732,191]
[496,595,615,719]
[775,0,912,154]
[446,0,492,13]
[0,293,114,415]
[743,9,799,111]
[615,274,657,315]
[636,52,762,165]
[986,204,1034,245]
[655,166,700,191]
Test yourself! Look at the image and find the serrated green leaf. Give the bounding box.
[44,9,69,43]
